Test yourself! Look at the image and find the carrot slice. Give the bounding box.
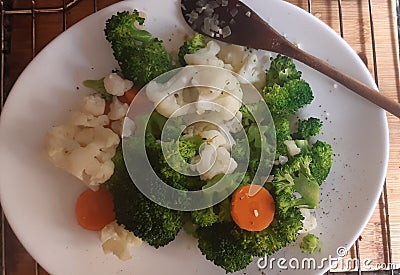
[118,86,140,105]
[231,184,275,231]
[75,187,115,231]
[104,100,111,115]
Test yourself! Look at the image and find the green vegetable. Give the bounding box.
[105,11,174,87]
[292,117,322,140]
[274,116,291,158]
[197,223,254,273]
[263,80,314,117]
[265,55,302,87]
[309,140,333,185]
[272,154,320,216]
[178,33,207,66]
[105,146,183,248]
[191,198,232,228]
[82,78,112,101]
[300,233,321,254]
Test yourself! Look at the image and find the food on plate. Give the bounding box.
[45,9,333,273]
[299,233,321,254]
[75,187,115,231]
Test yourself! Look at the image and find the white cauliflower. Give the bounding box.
[103,73,133,96]
[100,221,142,261]
[189,126,237,180]
[145,66,198,118]
[218,44,268,90]
[108,96,128,121]
[68,111,109,128]
[284,140,301,156]
[237,53,266,91]
[194,145,237,180]
[184,40,224,67]
[46,126,120,189]
[299,209,317,233]
[81,94,106,116]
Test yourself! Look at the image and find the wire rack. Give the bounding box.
[1,0,399,274]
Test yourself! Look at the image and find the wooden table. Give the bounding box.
[1,0,399,274]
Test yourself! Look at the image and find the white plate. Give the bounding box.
[0,0,389,274]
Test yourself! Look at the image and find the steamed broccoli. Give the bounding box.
[105,11,174,87]
[292,117,322,140]
[309,140,333,185]
[265,55,302,87]
[272,155,320,217]
[191,198,232,227]
[197,223,254,273]
[292,139,333,185]
[105,146,183,248]
[263,80,314,117]
[274,116,290,157]
[232,207,304,257]
[300,233,321,254]
[178,33,207,65]
[158,136,203,190]
[197,204,304,271]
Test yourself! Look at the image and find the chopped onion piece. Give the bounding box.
[221,25,231,38]
[230,7,238,17]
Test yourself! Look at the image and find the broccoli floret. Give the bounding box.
[191,198,232,228]
[178,33,207,66]
[265,55,302,87]
[197,223,254,273]
[300,233,321,254]
[105,11,174,87]
[263,80,314,117]
[192,207,219,227]
[148,135,202,191]
[309,140,333,185]
[82,78,112,101]
[292,117,322,140]
[274,117,290,157]
[232,207,304,256]
[104,10,152,44]
[105,146,183,248]
[272,155,320,216]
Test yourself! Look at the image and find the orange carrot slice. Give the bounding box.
[118,86,140,105]
[231,184,275,231]
[75,187,115,231]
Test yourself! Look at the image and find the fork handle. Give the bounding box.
[276,42,400,118]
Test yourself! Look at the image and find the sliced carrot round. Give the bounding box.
[231,184,275,232]
[118,86,140,105]
[75,187,115,231]
[104,100,111,115]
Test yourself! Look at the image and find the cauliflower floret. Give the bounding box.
[146,67,198,117]
[68,111,109,128]
[108,96,128,121]
[237,53,266,91]
[46,125,80,163]
[122,117,136,138]
[184,41,224,67]
[218,44,247,70]
[284,140,301,156]
[46,126,120,188]
[196,145,238,180]
[299,209,317,233]
[189,126,237,180]
[100,221,142,261]
[222,111,243,134]
[81,94,106,116]
[218,44,268,90]
[104,73,133,96]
